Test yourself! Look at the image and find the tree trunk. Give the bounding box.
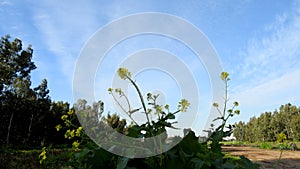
[26,113,34,144]
[6,112,14,146]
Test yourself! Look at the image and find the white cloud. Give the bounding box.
[228,1,300,119]
[31,1,102,84]
[238,2,300,86]
[234,69,300,108]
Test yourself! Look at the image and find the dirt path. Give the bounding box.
[222,145,300,169]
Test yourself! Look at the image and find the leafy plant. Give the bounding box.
[109,68,189,140]
[40,68,258,169]
[208,72,241,155]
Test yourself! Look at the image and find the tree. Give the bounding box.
[0,35,36,94]
[233,121,245,141]
[234,103,300,142]
[0,35,37,145]
[0,35,68,147]
[290,114,300,141]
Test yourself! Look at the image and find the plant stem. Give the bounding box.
[126,75,150,124]
[111,93,138,125]
[221,79,229,131]
[275,149,283,169]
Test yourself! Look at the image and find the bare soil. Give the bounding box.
[222,145,300,169]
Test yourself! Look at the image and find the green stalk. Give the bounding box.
[126,75,150,124]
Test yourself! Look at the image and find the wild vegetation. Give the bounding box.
[1,34,297,168]
[36,67,259,168]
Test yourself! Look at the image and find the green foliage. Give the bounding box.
[221,141,244,146]
[276,143,290,150]
[234,103,300,142]
[259,142,273,149]
[0,35,74,148]
[0,35,36,89]
[42,69,258,169]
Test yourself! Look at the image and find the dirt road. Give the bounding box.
[222,145,300,169]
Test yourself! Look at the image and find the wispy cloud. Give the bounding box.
[31,2,99,80]
[238,2,300,86]
[0,0,12,6]
[231,1,300,117]
[30,1,151,87]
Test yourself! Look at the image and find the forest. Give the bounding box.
[0,35,72,147]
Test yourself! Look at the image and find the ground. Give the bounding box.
[223,145,300,169]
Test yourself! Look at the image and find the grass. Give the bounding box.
[223,152,241,160]
[259,142,273,149]
[222,141,300,150]
[0,147,71,169]
[221,141,245,146]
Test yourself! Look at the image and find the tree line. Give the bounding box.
[0,35,73,147]
[0,35,121,148]
[233,103,300,142]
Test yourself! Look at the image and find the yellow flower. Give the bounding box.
[72,140,80,151]
[221,71,229,81]
[64,130,69,139]
[70,130,75,138]
[55,124,62,131]
[233,101,239,107]
[67,110,74,115]
[213,102,219,108]
[39,147,47,164]
[39,151,46,157]
[117,67,131,80]
[61,114,68,121]
[64,129,75,139]
[64,120,71,127]
[75,127,83,137]
[178,99,190,112]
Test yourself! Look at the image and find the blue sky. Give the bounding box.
[1,0,300,135]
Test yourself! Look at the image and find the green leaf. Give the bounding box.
[179,131,203,155]
[166,113,175,119]
[191,158,204,169]
[240,156,260,169]
[117,157,129,169]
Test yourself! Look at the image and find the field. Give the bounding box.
[223,145,300,169]
[1,144,300,169]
